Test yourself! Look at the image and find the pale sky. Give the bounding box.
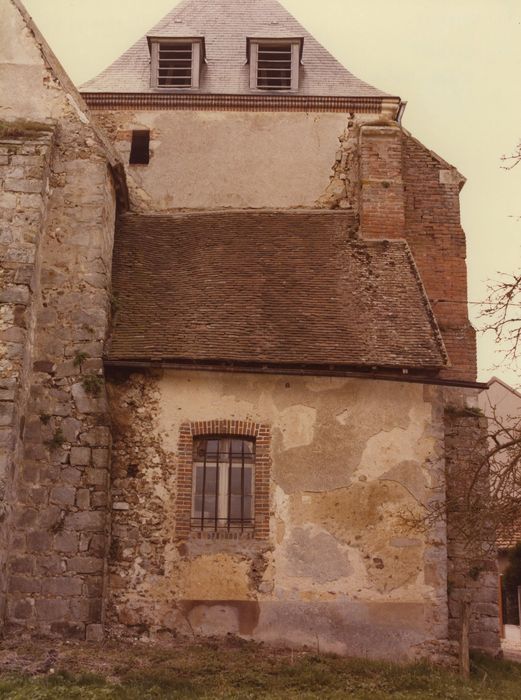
[22,0,521,387]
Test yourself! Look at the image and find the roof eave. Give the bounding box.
[104,357,484,389]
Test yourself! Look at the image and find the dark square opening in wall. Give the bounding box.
[129,130,150,165]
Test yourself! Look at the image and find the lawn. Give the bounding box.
[0,638,520,699]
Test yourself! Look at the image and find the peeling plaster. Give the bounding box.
[279,404,317,450]
[106,369,447,653]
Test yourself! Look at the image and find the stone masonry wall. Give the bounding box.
[444,390,500,655]
[1,116,116,640]
[0,124,55,623]
[0,0,126,641]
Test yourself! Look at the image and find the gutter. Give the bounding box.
[396,100,407,124]
[104,359,487,390]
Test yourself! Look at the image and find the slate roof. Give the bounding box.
[107,211,448,371]
[81,0,389,97]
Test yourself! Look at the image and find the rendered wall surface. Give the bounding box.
[106,368,451,661]
[92,110,357,211]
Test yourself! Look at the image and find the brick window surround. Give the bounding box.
[176,420,271,540]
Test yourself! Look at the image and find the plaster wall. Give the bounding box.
[107,369,450,660]
[93,110,364,211]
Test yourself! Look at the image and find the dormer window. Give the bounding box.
[248,38,303,91]
[149,38,203,89]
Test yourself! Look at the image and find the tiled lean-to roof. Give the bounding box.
[107,211,448,371]
[81,0,389,97]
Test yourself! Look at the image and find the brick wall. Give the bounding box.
[359,125,405,239]
[359,125,476,381]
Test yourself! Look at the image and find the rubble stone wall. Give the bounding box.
[106,368,450,661]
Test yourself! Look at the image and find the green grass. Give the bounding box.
[0,642,520,699]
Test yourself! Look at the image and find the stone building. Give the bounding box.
[0,0,500,659]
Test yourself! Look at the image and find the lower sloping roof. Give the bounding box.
[107,211,448,371]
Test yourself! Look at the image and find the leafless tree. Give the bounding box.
[481,272,521,378]
[501,141,521,171]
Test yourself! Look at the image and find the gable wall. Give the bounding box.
[94,105,476,380]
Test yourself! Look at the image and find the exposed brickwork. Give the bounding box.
[83,93,387,113]
[402,135,476,382]
[176,419,271,540]
[444,392,500,655]
[359,125,405,239]
[359,125,476,381]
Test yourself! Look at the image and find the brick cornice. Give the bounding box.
[81,92,388,113]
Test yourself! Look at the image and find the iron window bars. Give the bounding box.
[192,436,255,531]
[150,40,202,89]
[158,42,193,88]
[249,39,301,91]
[257,43,293,90]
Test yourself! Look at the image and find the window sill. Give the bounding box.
[189,529,255,541]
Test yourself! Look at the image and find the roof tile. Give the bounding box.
[108,211,448,370]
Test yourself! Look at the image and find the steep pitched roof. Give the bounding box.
[107,211,448,371]
[81,0,389,97]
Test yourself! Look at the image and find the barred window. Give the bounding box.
[150,39,202,90]
[192,437,254,531]
[249,39,301,91]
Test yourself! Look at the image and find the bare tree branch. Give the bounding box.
[501,141,521,170]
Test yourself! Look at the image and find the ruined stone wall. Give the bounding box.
[444,389,500,655]
[0,0,121,639]
[106,368,449,661]
[359,125,476,382]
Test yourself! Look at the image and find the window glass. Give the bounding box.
[191,436,255,530]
